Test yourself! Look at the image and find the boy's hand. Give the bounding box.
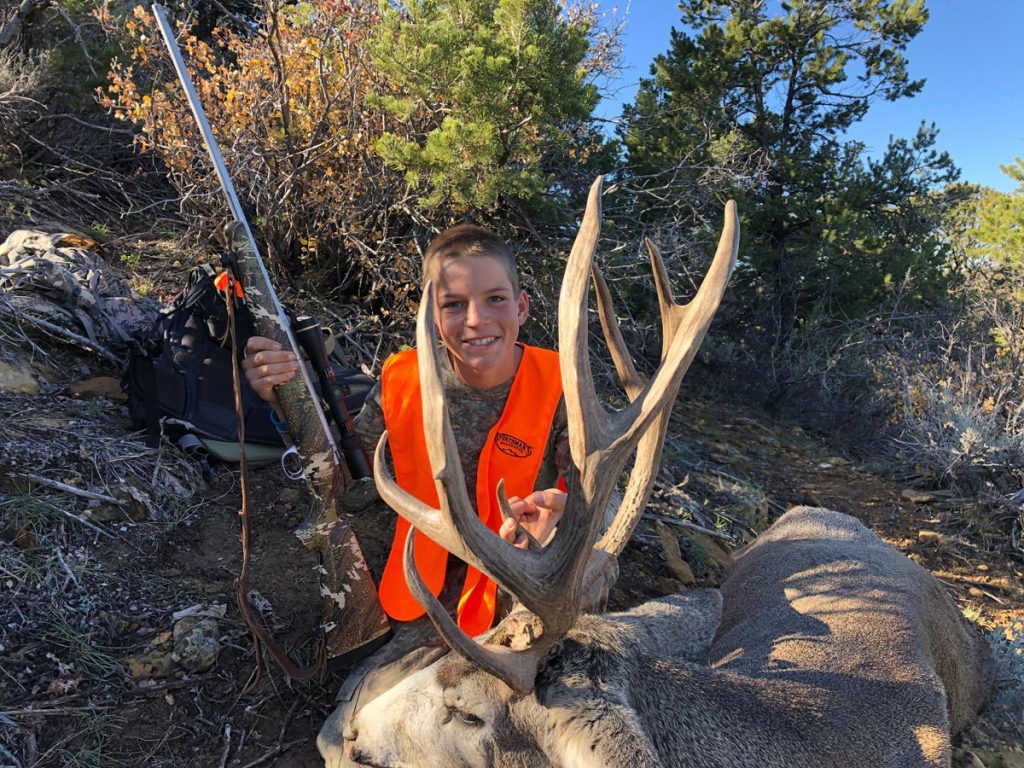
[499,488,566,550]
[241,336,301,415]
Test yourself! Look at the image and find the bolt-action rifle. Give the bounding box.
[151,4,390,673]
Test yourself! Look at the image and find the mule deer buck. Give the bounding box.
[321,178,994,768]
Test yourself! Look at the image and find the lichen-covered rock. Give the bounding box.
[171,616,221,672]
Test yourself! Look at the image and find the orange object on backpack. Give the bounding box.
[378,344,562,636]
[214,270,244,298]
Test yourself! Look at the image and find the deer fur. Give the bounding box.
[322,507,993,768]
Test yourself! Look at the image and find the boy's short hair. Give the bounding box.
[422,225,520,292]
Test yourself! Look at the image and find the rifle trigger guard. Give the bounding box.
[280,445,305,480]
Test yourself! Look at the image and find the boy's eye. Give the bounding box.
[487,295,506,304]
[440,300,465,311]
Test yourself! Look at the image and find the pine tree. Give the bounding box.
[622,0,964,340]
[370,0,602,213]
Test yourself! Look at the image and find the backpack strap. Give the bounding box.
[140,356,161,448]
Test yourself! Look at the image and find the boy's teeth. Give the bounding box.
[466,337,495,347]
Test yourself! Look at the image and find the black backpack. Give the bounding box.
[122,264,372,468]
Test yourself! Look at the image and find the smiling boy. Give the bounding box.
[242,225,568,635]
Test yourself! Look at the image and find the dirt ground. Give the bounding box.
[2,390,1022,767]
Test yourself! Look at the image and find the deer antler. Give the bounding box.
[374,176,739,694]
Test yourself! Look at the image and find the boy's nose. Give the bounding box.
[465,299,485,326]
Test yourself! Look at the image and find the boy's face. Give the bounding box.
[433,254,528,389]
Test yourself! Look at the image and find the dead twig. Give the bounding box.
[237,700,301,768]
[237,739,304,768]
[33,112,136,137]
[9,312,121,365]
[0,0,44,48]
[54,546,79,589]
[218,723,233,768]
[935,575,1008,606]
[9,490,118,539]
[0,739,23,768]
[642,512,735,543]
[54,7,98,77]
[20,473,127,507]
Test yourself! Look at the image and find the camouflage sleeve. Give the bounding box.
[534,396,569,490]
[552,397,569,476]
[354,379,386,460]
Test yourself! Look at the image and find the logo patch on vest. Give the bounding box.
[494,432,533,458]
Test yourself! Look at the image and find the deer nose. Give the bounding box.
[349,747,380,767]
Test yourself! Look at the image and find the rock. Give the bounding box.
[278,487,303,507]
[800,488,824,507]
[0,360,39,394]
[172,616,221,672]
[338,476,380,512]
[817,456,851,469]
[125,650,176,680]
[48,674,81,696]
[733,415,771,433]
[682,531,733,571]
[968,587,984,598]
[69,376,127,401]
[84,504,127,523]
[654,521,696,586]
[917,530,955,548]
[901,488,936,504]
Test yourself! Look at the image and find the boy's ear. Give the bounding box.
[516,290,529,324]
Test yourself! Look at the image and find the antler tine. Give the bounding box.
[592,264,644,401]
[603,200,739,459]
[646,237,680,355]
[375,428,506,572]
[559,176,612,472]
[401,527,543,695]
[583,201,740,590]
[584,249,671,560]
[579,239,676,592]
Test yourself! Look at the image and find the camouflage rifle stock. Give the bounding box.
[151,4,389,663]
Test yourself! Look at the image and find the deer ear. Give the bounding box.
[544,696,664,768]
[614,590,723,662]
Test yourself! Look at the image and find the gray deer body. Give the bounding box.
[338,508,993,768]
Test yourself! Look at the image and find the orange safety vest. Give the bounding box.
[377,344,562,636]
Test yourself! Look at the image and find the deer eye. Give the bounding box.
[447,706,484,727]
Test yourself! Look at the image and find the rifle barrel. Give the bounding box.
[150,3,340,465]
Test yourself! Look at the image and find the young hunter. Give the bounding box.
[241,225,570,638]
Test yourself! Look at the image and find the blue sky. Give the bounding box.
[594,2,1024,192]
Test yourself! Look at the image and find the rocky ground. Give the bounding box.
[0,243,1021,767]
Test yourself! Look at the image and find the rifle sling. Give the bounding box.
[224,271,327,683]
